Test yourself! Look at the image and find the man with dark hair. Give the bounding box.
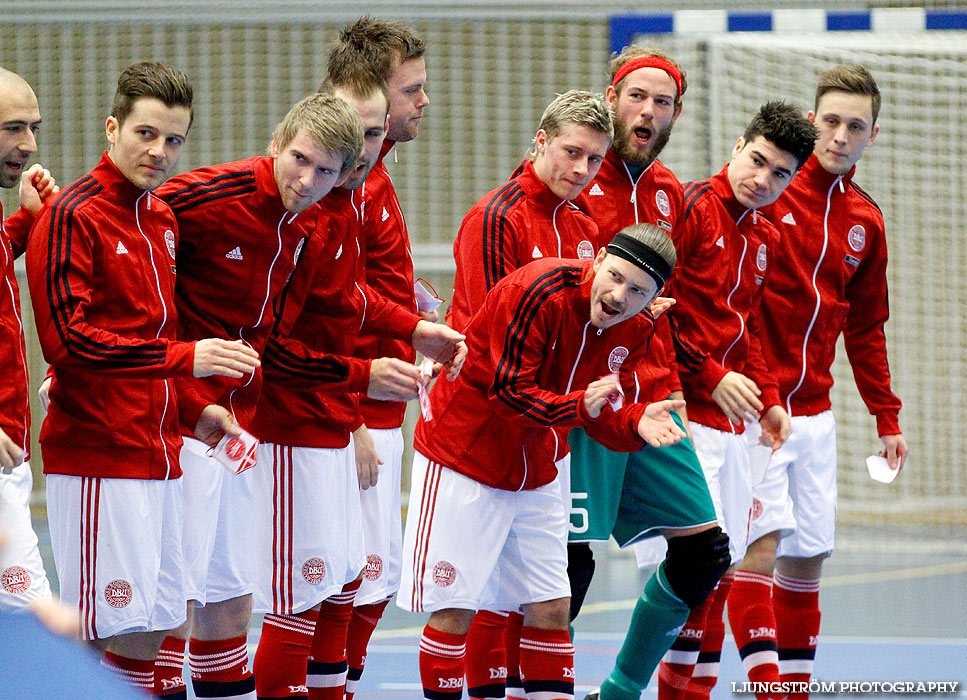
[25,61,257,692]
[647,101,817,700]
[325,17,433,694]
[404,223,686,700]
[727,65,905,700]
[0,67,57,615]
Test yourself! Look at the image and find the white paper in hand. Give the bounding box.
[418,359,434,421]
[212,428,259,475]
[866,454,900,484]
[414,279,444,313]
[601,372,624,411]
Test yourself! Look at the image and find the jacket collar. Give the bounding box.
[515,160,569,212]
[376,139,396,168]
[252,155,297,220]
[91,151,151,206]
[797,152,855,190]
[603,147,655,184]
[711,164,754,223]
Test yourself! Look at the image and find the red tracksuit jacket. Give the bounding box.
[449,160,600,332]
[573,148,685,397]
[0,204,35,457]
[759,154,901,435]
[353,141,418,430]
[415,258,663,492]
[667,165,782,434]
[252,186,421,448]
[159,155,323,432]
[26,153,204,479]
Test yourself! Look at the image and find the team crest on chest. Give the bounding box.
[293,238,305,265]
[164,229,176,260]
[848,225,866,252]
[756,244,768,271]
[105,579,133,608]
[608,346,629,372]
[655,189,671,217]
[576,240,595,260]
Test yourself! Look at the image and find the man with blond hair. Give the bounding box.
[248,69,465,700]
[152,93,365,700]
[449,88,613,700]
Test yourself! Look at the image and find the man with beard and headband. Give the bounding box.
[558,47,728,700]
[325,17,434,697]
[247,69,465,700]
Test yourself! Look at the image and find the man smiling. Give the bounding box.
[403,223,685,700]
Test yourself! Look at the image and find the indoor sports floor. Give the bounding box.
[30,523,967,699]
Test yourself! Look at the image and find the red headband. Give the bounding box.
[612,56,684,99]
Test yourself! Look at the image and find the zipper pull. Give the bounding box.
[838,177,845,193]
[596,328,603,336]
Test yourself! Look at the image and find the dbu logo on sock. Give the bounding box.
[748,627,776,639]
[438,677,464,689]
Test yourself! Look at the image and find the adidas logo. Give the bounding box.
[116,241,128,255]
[782,212,797,225]
[381,207,390,222]
[588,183,604,196]
[715,236,725,248]
[225,246,243,260]
[532,245,543,258]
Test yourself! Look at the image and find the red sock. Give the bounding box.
[345,597,391,700]
[504,612,525,700]
[685,572,733,700]
[466,610,510,699]
[727,570,780,699]
[307,579,361,700]
[188,636,254,699]
[774,573,821,700]
[154,635,187,699]
[518,626,574,700]
[658,586,715,697]
[102,650,155,692]
[253,610,318,698]
[420,625,467,699]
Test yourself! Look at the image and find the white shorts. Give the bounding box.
[0,463,52,610]
[181,437,257,605]
[691,423,753,564]
[356,428,404,606]
[252,441,366,615]
[399,452,570,614]
[748,411,837,558]
[47,474,186,640]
